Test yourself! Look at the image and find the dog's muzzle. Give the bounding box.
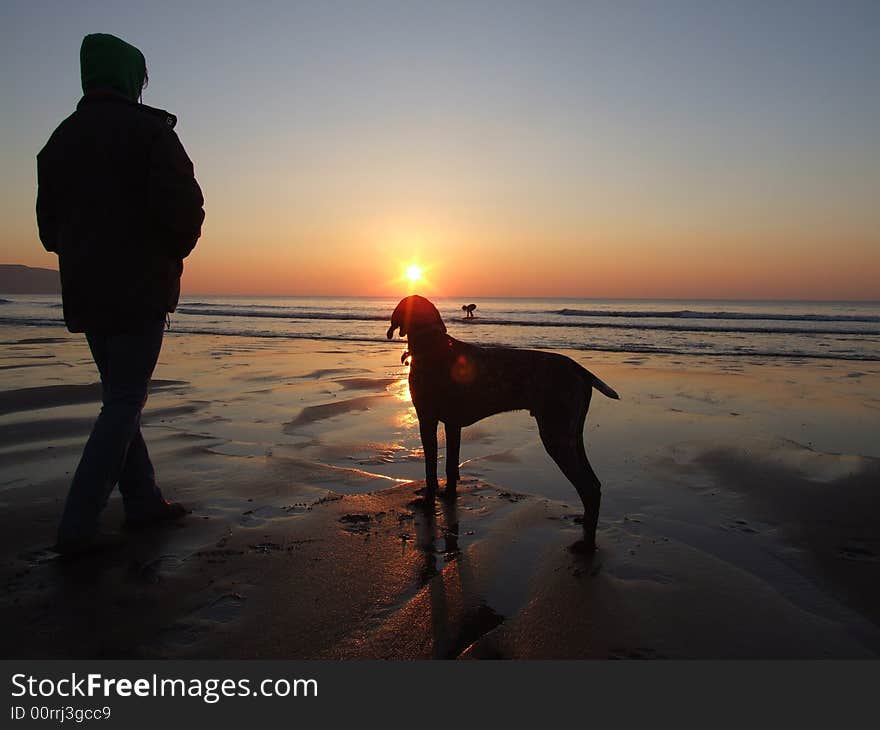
[386,324,397,339]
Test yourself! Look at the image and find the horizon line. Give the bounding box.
[2,264,877,303]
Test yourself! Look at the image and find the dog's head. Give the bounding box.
[387,295,447,339]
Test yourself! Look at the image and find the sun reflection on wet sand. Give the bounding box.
[388,376,418,429]
[396,410,419,429]
[388,377,412,402]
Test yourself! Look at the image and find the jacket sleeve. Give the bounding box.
[35,151,59,253]
[147,128,205,260]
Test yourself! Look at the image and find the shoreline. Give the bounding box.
[3,292,880,365]
[2,327,878,366]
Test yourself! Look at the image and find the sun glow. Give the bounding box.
[387,255,437,295]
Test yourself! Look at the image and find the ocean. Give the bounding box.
[2,295,879,362]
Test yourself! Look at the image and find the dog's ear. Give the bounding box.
[387,298,406,339]
[387,313,403,339]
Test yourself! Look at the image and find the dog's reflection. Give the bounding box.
[408,491,479,657]
[410,491,460,585]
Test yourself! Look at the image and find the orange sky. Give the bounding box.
[9,213,879,300]
[3,4,879,300]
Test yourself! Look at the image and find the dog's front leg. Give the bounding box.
[419,417,440,494]
[444,423,461,492]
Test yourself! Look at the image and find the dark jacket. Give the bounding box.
[36,36,204,333]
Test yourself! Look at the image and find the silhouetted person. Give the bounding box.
[462,303,477,318]
[36,33,204,556]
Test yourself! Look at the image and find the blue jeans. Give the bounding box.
[57,321,168,542]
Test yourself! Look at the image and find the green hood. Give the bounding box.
[80,33,146,102]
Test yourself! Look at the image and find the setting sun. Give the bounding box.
[405,264,423,284]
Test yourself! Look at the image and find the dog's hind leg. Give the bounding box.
[444,423,461,494]
[575,436,603,551]
[536,404,602,550]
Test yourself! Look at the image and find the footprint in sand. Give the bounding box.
[129,554,184,585]
[338,513,382,534]
[151,592,247,652]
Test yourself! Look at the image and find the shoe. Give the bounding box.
[52,531,125,557]
[124,501,188,529]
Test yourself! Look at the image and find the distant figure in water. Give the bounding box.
[462,303,477,319]
[36,33,205,556]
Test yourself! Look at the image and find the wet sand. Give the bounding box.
[0,325,878,658]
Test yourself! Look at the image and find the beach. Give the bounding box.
[1,309,879,659]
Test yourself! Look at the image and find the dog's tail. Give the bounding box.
[578,365,620,400]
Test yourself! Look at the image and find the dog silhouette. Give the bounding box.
[388,295,618,550]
